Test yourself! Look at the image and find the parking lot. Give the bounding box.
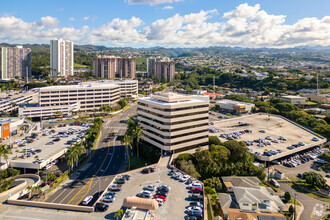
[8,123,89,170]
[210,113,325,161]
[92,166,204,219]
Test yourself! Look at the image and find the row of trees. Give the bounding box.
[64,118,103,172]
[121,117,144,170]
[175,138,266,180]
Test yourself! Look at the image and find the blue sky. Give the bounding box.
[1,0,330,47]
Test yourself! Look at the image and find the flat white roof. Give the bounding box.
[217,99,255,106]
[138,95,207,106]
[281,95,306,99]
[39,83,119,91]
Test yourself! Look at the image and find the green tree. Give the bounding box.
[118,98,128,109]
[121,135,133,171]
[114,209,124,220]
[284,191,291,202]
[0,144,12,179]
[209,136,221,146]
[303,172,326,188]
[133,126,144,158]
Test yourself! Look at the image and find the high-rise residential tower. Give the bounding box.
[147,57,175,82]
[0,46,31,80]
[93,56,136,79]
[50,39,74,77]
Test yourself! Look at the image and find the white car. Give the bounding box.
[187,206,203,212]
[82,196,93,205]
[102,196,115,202]
[190,182,202,188]
[155,198,164,206]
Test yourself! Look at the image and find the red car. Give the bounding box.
[190,187,203,193]
[154,194,167,202]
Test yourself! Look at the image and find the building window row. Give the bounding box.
[144,134,208,146]
[138,107,208,119]
[143,128,207,140]
[139,121,208,133]
[138,102,209,112]
[139,115,208,126]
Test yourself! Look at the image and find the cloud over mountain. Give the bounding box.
[0,3,329,48]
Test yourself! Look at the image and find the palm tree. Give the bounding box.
[65,147,76,172]
[34,155,40,176]
[0,144,12,171]
[72,142,84,167]
[133,126,144,158]
[114,209,124,220]
[26,185,33,198]
[121,135,133,171]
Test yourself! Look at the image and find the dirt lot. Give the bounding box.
[211,113,324,161]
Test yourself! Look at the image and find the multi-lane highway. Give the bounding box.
[45,105,137,205]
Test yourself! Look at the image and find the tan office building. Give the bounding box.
[137,93,209,153]
[93,56,136,79]
[147,57,175,82]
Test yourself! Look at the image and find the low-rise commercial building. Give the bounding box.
[137,92,209,153]
[281,95,307,105]
[216,99,255,114]
[0,117,24,140]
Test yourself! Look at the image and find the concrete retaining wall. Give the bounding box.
[7,199,94,212]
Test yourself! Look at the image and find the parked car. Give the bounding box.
[81,196,93,205]
[137,191,152,198]
[190,202,203,208]
[270,179,280,188]
[143,185,155,191]
[102,196,115,202]
[108,184,121,191]
[154,194,167,202]
[94,203,109,211]
[142,168,151,173]
[116,178,126,184]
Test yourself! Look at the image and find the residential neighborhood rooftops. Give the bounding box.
[222,176,261,188]
[227,208,286,220]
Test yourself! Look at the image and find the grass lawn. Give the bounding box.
[74,63,88,68]
[128,154,151,170]
[207,198,213,220]
[259,183,268,187]
[305,101,317,105]
[288,182,330,203]
[289,198,302,206]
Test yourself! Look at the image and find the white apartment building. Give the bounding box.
[50,39,74,77]
[81,80,138,98]
[39,83,120,112]
[137,93,209,153]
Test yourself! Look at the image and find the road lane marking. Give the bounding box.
[68,131,113,205]
[66,178,93,204]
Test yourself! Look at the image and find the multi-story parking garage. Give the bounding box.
[39,83,120,112]
[137,92,209,153]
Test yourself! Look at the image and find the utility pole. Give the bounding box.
[294,193,297,220]
[213,75,215,100]
[26,66,29,84]
[316,72,319,95]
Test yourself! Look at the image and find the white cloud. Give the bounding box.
[127,0,182,6]
[82,16,90,21]
[162,5,173,10]
[0,4,330,48]
[69,17,75,21]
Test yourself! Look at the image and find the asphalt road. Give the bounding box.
[279,183,328,220]
[45,105,137,206]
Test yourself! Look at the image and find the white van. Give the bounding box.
[82,196,93,205]
[270,179,280,188]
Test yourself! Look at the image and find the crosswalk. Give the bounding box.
[107,126,126,130]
